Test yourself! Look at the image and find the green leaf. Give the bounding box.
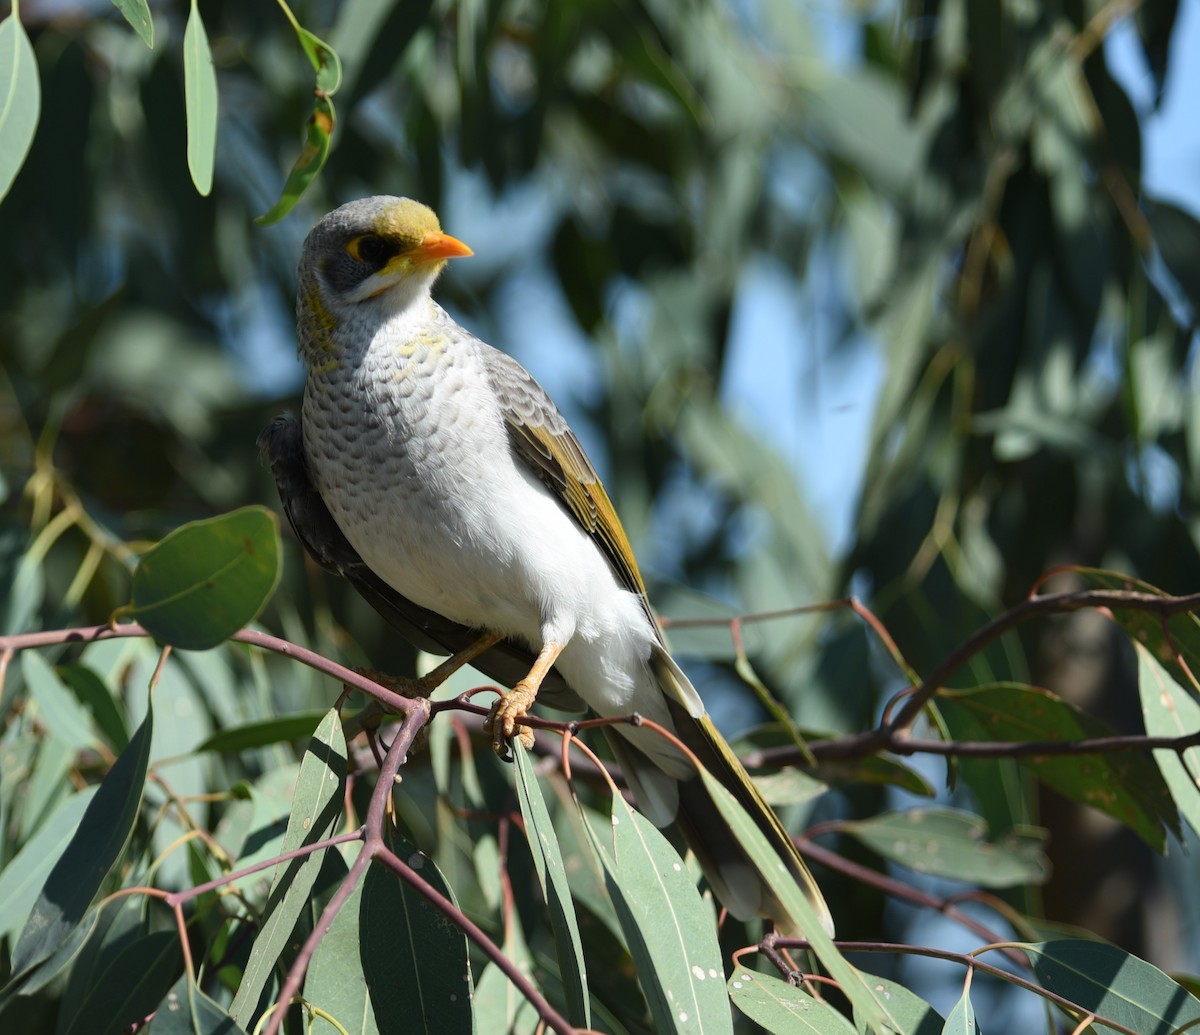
[579,791,733,1035]
[855,973,944,1034]
[255,93,335,225]
[8,702,153,985]
[0,788,96,942]
[124,506,281,651]
[183,0,218,196]
[195,711,333,753]
[840,808,1050,888]
[728,967,856,1032]
[305,849,376,1035]
[941,986,977,1034]
[0,9,41,205]
[1134,643,1200,839]
[1146,197,1200,321]
[474,962,541,1034]
[295,26,342,94]
[59,931,183,1035]
[694,769,903,1034]
[21,650,98,751]
[59,663,129,752]
[154,972,249,1034]
[255,14,340,225]
[1023,940,1200,1031]
[512,742,589,1028]
[938,682,1179,851]
[110,0,154,48]
[228,709,347,1027]
[751,767,827,807]
[359,841,473,1034]
[1066,568,1200,693]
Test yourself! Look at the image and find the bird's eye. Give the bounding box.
[348,234,394,267]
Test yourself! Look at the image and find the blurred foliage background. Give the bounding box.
[4,0,1200,1024]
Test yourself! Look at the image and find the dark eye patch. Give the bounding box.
[347,234,397,268]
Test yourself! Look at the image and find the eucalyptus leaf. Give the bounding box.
[228,710,346,1027]
[841,808,1050,888]
[0,8,41,203]
[124,506,281,651]
[183,0,218,196]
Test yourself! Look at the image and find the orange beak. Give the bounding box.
[411,230,474,262]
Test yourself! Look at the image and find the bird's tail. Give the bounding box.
[607,645,834,939]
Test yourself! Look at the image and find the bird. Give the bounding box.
[262,195,833,938]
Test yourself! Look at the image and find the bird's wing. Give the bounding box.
[259,413,583,707]
[480,344,654,614]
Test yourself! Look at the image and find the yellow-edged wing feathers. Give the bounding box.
[482,346,652,610]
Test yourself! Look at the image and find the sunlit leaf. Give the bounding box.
[578,791,732,1035]
[183,0,218,196]
[855,973,944,1034]
[305,848,376,1035]
[9,702,153,984]
[110,0,154,48]
[696,770,902,1032]
[0,9,40,204]
[255,93,335,225]
[938,682,1179,851]
[942,985,977,1034]
[1135,643,1200,839]
[841,807,1050,888]
[728,967,856,1032]
[122,506,281,651]
[0,788,96,942]
[228,710,346,1026]
[1023,940,1200,1031]
[513,742,589,1027]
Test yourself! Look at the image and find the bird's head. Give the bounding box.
[298,196,473,325]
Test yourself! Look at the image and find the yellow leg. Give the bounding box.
[485,640,565,760]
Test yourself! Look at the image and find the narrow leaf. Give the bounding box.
[124,506,281,651]
[256,12,340,224]
[360,841,473,1033]
[696,769,902,1033]
[941,986,977,1034]
[512,742,589,1027]
[229,710,346,1026]
[255,93,335,225]
[939,682,1179,850]
[0,789,96,942]
[728,967,856,1032]
[305,848,376,1035]
[183,0,218,196]
[21,651,98,750]
[855,973,944,1034]
[295,26,342,94]
[1136,642,1200,837]
[579,794,732,1035]
[154,972,248,1034]
[1023,940,1200,1031]
[60,931,183,1035]
[196,711,332,753]
[9,702,153,983]
[841,808,1049,888]
[110,0,154,48]
[0,9,41,204]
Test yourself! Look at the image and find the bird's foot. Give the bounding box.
[356,667,438,700]
[484,682,538,760]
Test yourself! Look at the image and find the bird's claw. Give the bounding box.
[484,682,537,760]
